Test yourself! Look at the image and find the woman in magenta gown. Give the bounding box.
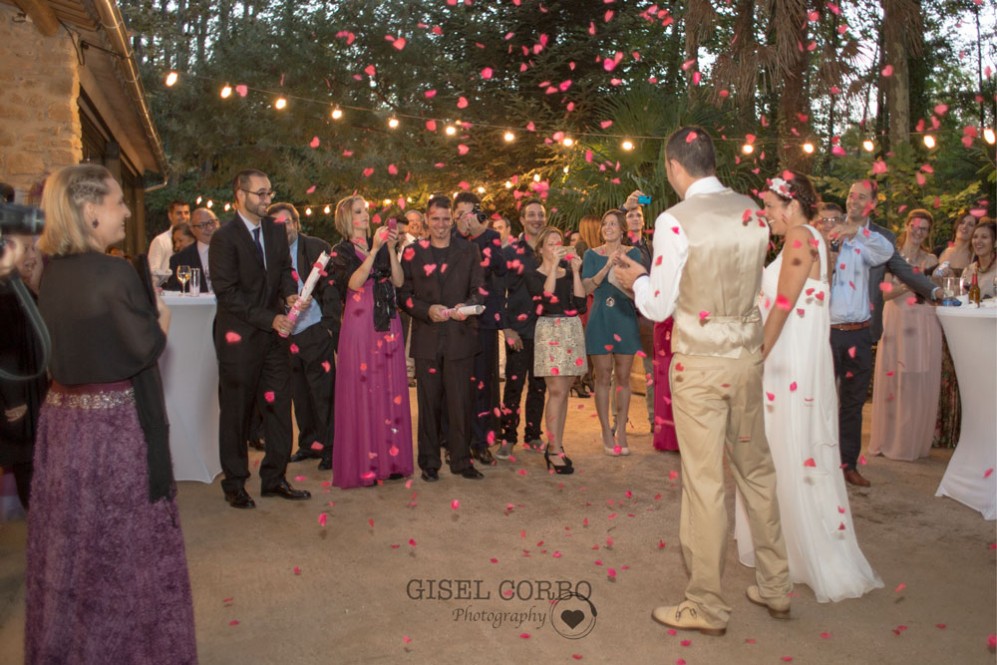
[330,197,413,488]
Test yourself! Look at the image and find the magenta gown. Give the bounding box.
[332,258,413,488]
[652,318,679,452]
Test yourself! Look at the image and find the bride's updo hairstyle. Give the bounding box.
[767,170,820,220]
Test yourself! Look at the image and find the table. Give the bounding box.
[934,299,997,520]
[159,292,221,483]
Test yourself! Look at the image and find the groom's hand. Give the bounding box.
[613,253,647,291]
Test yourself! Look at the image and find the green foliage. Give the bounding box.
[120,0,996,247]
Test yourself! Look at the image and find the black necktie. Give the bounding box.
[252,226,265,266]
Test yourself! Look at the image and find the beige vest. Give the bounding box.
[670,187,768,358]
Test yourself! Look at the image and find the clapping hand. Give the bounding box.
[613,253,647,291]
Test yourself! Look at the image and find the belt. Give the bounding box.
[830,321,870,332]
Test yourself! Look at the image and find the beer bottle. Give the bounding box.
[968,268,982,307]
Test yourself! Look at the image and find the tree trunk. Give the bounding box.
[774,0,811,172]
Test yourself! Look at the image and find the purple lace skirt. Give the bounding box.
[26,381,197,664]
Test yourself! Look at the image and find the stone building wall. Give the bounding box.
[0,5,82,198]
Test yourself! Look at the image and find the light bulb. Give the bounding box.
[331,107,343,120]
[923,134,936,149]
[621,140,634,151]
[165,71,179,87]
[504,131,516,142]
[220,85,232,99]
[275,97,288,110]
[741,143,754,155]
[862,139,875,152]
[388,117,400,129]
[802,142,815,154]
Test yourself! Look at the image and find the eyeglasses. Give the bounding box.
[192,221,217,229]
[819,216,844,225]
[241,188,275,199]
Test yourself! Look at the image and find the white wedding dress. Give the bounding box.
[735,225,883,603]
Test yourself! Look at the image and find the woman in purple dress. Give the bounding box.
[330,196,413,488]
[28,165,196,663]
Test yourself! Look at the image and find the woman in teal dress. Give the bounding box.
[582,209,642,456]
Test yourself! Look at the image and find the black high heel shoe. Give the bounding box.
[570,384,591,398]
[544,449,574,475]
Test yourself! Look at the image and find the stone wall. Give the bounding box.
[0,5,82,198]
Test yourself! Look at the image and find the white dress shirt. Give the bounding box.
[147,229,174,274]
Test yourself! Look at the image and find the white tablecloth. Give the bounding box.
[935,300,997,520]
[159,292,220,483]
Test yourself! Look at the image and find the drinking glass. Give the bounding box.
[176,265,192,295]
[942,276,958,299]
[189,268,201,296]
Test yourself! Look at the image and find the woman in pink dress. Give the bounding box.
[652,318,679,451]
[330,197,413,488]
[870,210,941,460]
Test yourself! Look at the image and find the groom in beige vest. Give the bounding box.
[615,127,791,636]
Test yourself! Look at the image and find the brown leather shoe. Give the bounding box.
[843,468,871,487]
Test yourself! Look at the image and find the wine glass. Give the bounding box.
[176,265,192,295]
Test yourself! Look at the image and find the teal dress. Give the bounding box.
[582,247,642,356]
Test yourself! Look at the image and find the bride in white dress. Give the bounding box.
[734,172,883,603]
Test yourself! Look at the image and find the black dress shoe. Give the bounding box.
[318,458,332,471]
[224,488,256,509]
[471,447,496,465]
[290,449,320,463]
[261,479,312,500]
[456,467,484,480]
[421,469,439,482]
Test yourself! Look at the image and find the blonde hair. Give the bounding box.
[334,195,366,238]
[38,164,112,256]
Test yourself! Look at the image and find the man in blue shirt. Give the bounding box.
[270,202,339,471]
[829,180,941,487]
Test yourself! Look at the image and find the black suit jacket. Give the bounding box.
[209,214,296,356]
[399,237,484,360]
[293,233,341,347]
[165,243,206,291]
[868,221,938,341]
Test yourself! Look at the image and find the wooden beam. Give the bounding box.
[12,0,60,37]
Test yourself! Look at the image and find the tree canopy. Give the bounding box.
[123,0,997,242]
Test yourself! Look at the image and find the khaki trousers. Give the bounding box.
[669,351,791,624]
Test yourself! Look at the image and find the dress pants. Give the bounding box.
[669,351,791,625]
[471,328,500,450]
[217,331,292,494]
[830,327,873,471]
[500,337,546,443]
[415,339,474,473]
[290,323,336,461]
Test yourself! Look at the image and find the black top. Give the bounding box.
[39,253,165,384]
[469,228,508,330]
[329,238,397,332]
[502,235,540,338]
[525,267,587,318]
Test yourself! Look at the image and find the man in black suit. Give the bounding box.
[166,207,217,291]
[209,169,311,508]
[400,195,486,481]
[268,202,339,471]
[829,179,942,487]
[453,192,506,466]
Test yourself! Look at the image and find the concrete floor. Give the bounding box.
[0,397,995,665]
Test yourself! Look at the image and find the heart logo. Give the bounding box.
[561,609,585,629]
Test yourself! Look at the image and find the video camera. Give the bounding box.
[0,203,45,259]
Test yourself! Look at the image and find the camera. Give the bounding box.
[471,205,488,224]
[0,203,45,259]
